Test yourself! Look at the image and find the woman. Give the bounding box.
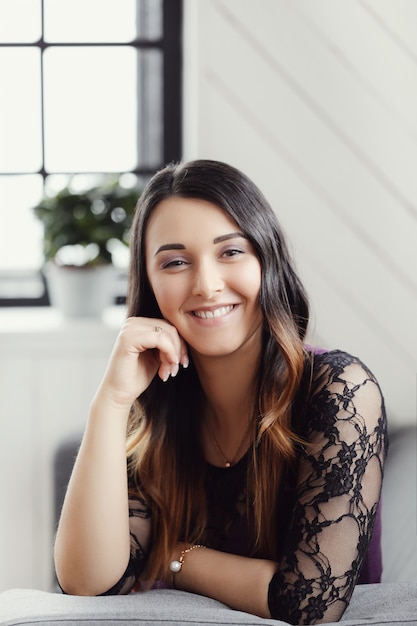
[54,160,387,625]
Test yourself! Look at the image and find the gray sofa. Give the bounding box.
[1,426,416,626]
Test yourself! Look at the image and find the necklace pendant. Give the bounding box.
[225,461,232,468]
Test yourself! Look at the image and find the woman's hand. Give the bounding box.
[96,317,189,409]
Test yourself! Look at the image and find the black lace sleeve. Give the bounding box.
[101,493,152,595]
[268,351,388,624]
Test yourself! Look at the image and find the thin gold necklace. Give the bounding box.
[206,417,253,468]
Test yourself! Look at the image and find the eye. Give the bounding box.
[161,258,188,269]
[221,247,244,258]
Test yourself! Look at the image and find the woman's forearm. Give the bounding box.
[171,545,278,619]
[54,317,186,596]
[54,394,131,596]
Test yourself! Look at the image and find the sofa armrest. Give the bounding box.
[1,584,417,626]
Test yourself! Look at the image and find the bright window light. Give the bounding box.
[0,0,41,43]
[43,46,138,173]
[0,48,42,172]
[44,0,138,43]
[0,0,167,279]
[0,176,44,270]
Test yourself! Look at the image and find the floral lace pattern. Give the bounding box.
[267,351,387,624]
[104,350,388,625]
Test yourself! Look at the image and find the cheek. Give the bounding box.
[150,278,182,317]
[239,261,262,302]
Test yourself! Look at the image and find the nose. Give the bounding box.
[191,258,224,298]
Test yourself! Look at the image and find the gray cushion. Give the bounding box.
[1,584,417,626]
[1,589,277,626]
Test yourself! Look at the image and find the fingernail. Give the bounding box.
[171,363,179,378]
[162,371,170,382]
[182,355,189,369]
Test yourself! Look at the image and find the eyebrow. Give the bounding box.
[154,232,246,256]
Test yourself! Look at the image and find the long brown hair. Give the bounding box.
[126,160,309,583]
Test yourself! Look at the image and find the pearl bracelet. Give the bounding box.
[169,544,206,587]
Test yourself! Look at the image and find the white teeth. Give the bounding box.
[194,305,233,319]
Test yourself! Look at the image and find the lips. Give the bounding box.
[192,305,234,319]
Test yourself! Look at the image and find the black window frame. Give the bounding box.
[0,0,182,307]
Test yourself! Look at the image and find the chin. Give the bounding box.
[191,341,243,359]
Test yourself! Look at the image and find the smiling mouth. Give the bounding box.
[193,305,235,319]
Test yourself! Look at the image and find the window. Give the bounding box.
[0,0,182,305]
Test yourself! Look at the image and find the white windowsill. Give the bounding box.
[0,306,126,351]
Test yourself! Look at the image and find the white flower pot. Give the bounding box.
[45,263,116,318]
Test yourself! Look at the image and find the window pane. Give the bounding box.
[0,175,44,270]
[44,0,162,43]
[0,48,42,172]
[0,0,41,43]
[44,0,137,43]
[43,46,138,172]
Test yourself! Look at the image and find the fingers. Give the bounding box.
[151,324,189,382]
[122,317,189,383]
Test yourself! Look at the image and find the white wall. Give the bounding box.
[183,0,417,428]
[0,308,124,592]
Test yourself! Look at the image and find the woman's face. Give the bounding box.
[145,196,263,358]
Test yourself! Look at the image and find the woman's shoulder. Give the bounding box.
[303,346,377,382]
[296,345,386,437]
[305,344,360,362]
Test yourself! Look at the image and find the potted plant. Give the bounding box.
[33,176,141,318]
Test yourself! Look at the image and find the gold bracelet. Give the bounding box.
[169,544,206,588]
